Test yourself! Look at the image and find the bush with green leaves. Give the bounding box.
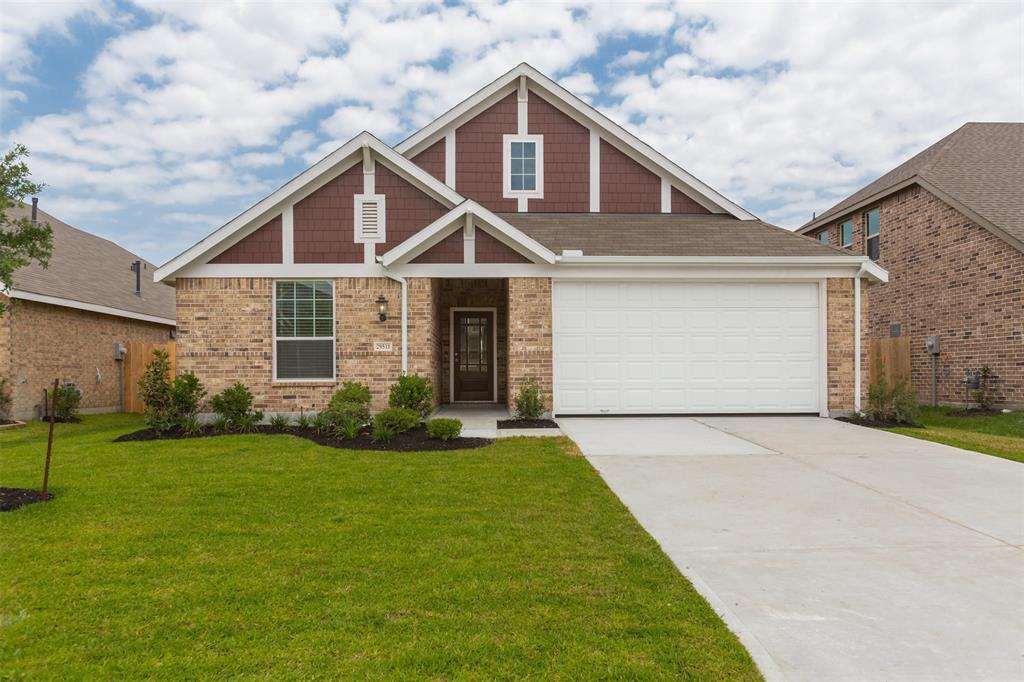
[137,350,206,434]
[295,410,311,431]
[310,411,330,435]
[209,383,263,432]
[513,379,545,420]
[388,374,434,418]
[330,381,372,408]
[371,407,420,443]
[426,417,462,441]
[270,414,291,432]
[866,377,919,425]
[322,382,372,439]
[0,376,11,421]
[973,366,995,411]
[52,382,82,421]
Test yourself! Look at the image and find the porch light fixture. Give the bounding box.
[376,295,389,322]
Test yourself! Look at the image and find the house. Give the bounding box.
[155,63,885,417]
[798,123,1023,407]
[0,203,176,421]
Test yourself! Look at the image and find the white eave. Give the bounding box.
[8,289,177,326]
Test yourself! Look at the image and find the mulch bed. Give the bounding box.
[114,424,491,451]
[836,416,923,429]
[1,488,52,512]
[497,418,559,429]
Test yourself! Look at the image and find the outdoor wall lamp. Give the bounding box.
[377,295,389,322]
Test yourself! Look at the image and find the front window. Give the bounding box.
[840,220,853,248]
[274,280,334,380]
[865,209,881,261]
[817,231,829,244]
[503,134,544,198]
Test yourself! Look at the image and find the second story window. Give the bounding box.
[865,208,881,261]
[840,220,853,248]
[817,231,829,244]
[503,134,544,199]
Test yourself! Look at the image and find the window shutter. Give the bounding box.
[355,194,385,242]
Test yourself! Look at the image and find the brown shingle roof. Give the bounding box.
[801,123,1024,249]
[7,205,176,323]
[498,213,851,257]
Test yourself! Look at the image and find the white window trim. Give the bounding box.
[817,231,829,244]
[354,194,386,243]
[502,134,544,199]
[840,220,853,248]
[272,279,337,383]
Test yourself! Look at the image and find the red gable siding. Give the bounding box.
[210,215,282,264]
[411,138,445,183]
[600,140,661,213]
[411,230,463,263]
[456,92,518,212]
[374,165,449,256]
[476,229,530,263]
[671,186,711,214]
[294,164,362,263]
[528,92,589,212]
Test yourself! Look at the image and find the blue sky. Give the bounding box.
[2,0,1022,265]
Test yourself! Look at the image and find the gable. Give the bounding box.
[373,165,449,256]
[455,91,518,213]
[210,215,282,264]
[294,164,363,264]
[527,93,589,212]
[411,138,445,183]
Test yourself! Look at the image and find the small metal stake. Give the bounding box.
[41,378,58,502]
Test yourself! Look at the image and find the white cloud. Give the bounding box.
[41,196,122,220]
[0,0,110,82]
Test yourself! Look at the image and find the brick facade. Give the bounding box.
[527,91,589,212]
[599,140,661,212]
[506,277,553,411]
[455,92,518,212]
[210,215,283,264]
[813,185,1023,406]
[0,299,172,421]
[826,278,871,413]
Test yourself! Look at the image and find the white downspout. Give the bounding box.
[854,276,861,413]
[381,265,408,375]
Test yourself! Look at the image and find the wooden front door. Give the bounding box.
[453,310,495,402]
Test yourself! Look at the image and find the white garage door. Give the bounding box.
[553,281,822,414]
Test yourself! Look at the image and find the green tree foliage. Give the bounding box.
[1,144,53,316]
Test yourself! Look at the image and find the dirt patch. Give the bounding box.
[837,416,923,429]
[1,488,52,512]
[497,418,559,429]
[114,424,492,451]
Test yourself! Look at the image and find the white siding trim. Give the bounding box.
[589,130,600,212]
[463,214,475,265]
[818,279,829,417]
[661,178,671,213]
[854,273,862,413]
[281,205,294,265]
[445,129,456,188]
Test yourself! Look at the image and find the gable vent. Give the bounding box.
[355,194,386,243]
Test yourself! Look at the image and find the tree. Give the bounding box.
[1,144,53,316]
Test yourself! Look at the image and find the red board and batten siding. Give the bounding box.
[294,164,363,263]
[210,215,283,264]
[455,92,518,213]
[527,92,589,212]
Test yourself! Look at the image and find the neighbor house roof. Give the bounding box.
[5,205,176,325]
[799,122,1024,250]
[500,213,854,258]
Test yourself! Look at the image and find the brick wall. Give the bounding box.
[506,277,553,411]
[374,165,448,256]
[437,279,508,404]
[411,138,445,183]
[1,299,171,420]
[817,185,1023,406]
[176,277,439,414]
[294,164,363,263]
[600,140,661,212]
[0,295,12,417]
[671,186,711,214]
[210,215,282,264]
[527,91,589,212]
[826,278,871,413]
[456,92,518,212]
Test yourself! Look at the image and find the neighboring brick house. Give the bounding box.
[798,123,1023,407]
[0,204,176,420]
[157,63,885,418]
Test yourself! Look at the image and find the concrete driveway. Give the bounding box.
[558,416,1024,682]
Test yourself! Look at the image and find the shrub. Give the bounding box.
[295,409,312,431]
[310,411,330,434]
[181,415,203,437]
[209,383,263,432]
[270,414,291,432]
[0,376,11,421]
[137,350,205,434]
[326,401,368,440]
[973,365,995,411]
[426,417,462,441]
[53,382,81,421]
[866,377,919,425]
[388,374,434,418]
[371,407,420,443]
[211,415,229,432]
[513,379,545,420]
[331,381,372,408]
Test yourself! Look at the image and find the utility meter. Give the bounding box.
[925,335,940,355]
[113,342,127,360]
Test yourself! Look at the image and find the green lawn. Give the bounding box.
[0,414,759,680]
[886,406,1024,463]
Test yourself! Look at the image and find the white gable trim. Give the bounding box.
[380,200,556,266]
[155,132,465,283]
[395,63,756,221]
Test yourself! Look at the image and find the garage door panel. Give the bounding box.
[553,281,821,414]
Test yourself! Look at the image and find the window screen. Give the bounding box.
[275,280,334,380]
[510,141,537,191]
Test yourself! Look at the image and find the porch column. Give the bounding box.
[506,277,553,412]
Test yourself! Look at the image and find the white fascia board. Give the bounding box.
[156,132,467,283]
[395,63,757,221]
[10,289,176,326]
[557,255,888,282]
[381,204,468,266]
[464,200,556,264]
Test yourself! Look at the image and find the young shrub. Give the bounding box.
[211,415,229,433]
[974,366,995,411]
[426,417,462,441]
[295,409,312,431]
[326,402,368,440]
[168,372,205,426]
[330,381,372,409]
[513,379,545,420]
[209,382,263,432]
[0,376,13,421]
[891,379,920,425]
[53,382,82,421]
[270,414,291,432]
[371,407,420,443]
[388,374,434,418]
[138,349,172,424]
[181,415,203,437]
[310,411,330,435]
[866,378,894,422]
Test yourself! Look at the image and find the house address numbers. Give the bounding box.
[373,341,393,352]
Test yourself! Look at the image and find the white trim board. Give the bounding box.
[449,307,499,404]
[9,289,176,326]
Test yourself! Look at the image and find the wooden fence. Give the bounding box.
[124,341,176,413]
[869,337,911,388]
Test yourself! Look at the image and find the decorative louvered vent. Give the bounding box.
[354,194,385,242]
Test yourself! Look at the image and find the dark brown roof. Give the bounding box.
[499,213,851,258]
[7,205,176,322]
[801,123,1024,248]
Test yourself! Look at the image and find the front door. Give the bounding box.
[453,310,495,402]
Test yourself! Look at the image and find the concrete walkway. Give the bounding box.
[559,416,1024,682]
